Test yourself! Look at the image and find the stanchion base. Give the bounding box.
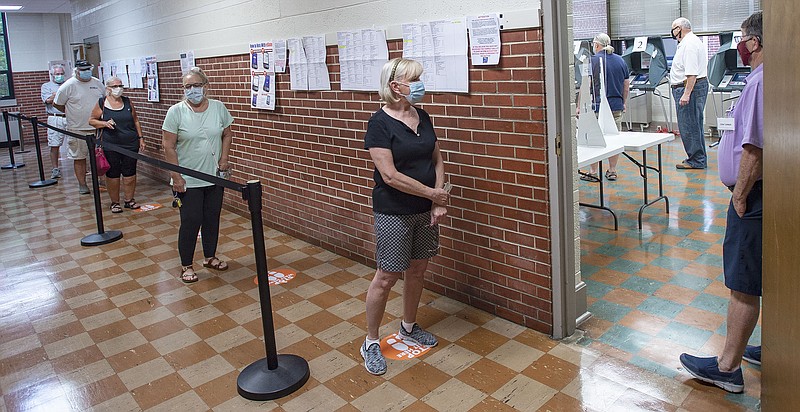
[29,179,58,188]
[1,163,25,169]
[237,354,310,401]
[81,230,123,246]
[15,149,31,154]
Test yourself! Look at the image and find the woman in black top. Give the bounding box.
[89,76,145,213]
[360,58,450,375]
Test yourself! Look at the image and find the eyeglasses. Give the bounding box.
[182,82,205,90]
[107,85,123,89]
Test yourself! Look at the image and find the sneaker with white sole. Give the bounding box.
[398,323,438,347]
[679,353,744,393]
[51,167,61,179]
[360,341,386,375]
[743,345,761,366]
[78,184,90,195]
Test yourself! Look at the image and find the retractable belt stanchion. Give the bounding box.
[80,133,122,246]
[2,111,25,170]
[26,116,58,188]
[237,180,310,400]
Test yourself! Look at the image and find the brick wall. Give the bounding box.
[4,71,50,144]
[10,28,554,333]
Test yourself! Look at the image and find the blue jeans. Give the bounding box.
[672,79,709,168]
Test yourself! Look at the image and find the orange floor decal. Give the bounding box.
[380,333,432,360]
[253,269,297,286]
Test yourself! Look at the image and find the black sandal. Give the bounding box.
[180,265,198,283]
[124,198,141,209]
[110,203,123,213]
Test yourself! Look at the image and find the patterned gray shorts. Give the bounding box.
[374,211,439,272]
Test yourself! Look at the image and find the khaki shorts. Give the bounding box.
[67,135,90,160]
[47,116,67,147]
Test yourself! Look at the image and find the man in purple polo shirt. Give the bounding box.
[679,11,763,394]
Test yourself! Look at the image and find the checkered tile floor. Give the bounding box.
[1,142,757,411]
[578,135,761,410]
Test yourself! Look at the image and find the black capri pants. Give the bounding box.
[104,148,139,178]
[178,185,225,267]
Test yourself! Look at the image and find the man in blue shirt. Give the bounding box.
[580,33,630,181]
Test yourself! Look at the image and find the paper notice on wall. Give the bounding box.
[145,55,159,102]
[337,28,389,91]
[731,31,743,49]
[467,13,501,66]
[302,35,331,90]
[288,38,309,90]
[249,42,277,110]
[180,50,195,75]
[402,19,469,92]
[126,58,144,89]
[272,39,287,73]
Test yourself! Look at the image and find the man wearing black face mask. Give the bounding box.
[679,11,763,394]
[669,17,709,170]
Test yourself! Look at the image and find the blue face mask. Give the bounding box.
[403,81,426,105]
[54,74,65,83]
[78,70,92,81]
[184,86,205,104]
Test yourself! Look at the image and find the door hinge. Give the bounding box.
[555,133,562,157]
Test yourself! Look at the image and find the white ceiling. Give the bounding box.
[1,0,70,14]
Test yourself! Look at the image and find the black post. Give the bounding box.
[28,116,58,188]
[80,133,122,246]
[237,180,309,400]
[1,111,25,169]
[13,113,29,153]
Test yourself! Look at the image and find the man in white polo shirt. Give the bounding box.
[54,60,105,194]
[670,17,709,170]
[41,64,67,179]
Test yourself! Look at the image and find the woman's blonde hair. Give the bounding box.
[593,33,614,54]
[378,58,423,104]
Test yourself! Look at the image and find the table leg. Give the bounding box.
[578,160,618,231]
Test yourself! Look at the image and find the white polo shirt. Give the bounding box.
[669,31,708,85]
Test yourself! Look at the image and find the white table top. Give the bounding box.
[577,143,625,168]
[605,131,675,151]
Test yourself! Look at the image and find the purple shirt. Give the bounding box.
[718,64,764,187]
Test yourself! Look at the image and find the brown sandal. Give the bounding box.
[203,257,228,271]
[180,265,198,283]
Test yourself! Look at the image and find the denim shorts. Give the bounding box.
[374,211,439,272]
[723,182,763,296]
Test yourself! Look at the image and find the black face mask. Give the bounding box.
[671,27,682,40]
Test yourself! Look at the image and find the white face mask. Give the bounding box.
[110,87,124,97]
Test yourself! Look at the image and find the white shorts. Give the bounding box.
[47,116,67,147]
[67,135,90,160]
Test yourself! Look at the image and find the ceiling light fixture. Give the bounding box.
[0,6,23,11]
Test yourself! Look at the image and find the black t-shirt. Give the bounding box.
[98,96,139,151]
[364,107,437,215]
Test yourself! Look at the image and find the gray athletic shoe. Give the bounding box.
[399,323,438,347]
[51,168,61,179]
[360,341,386,375]
[78,184,90,194]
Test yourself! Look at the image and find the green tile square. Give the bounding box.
[598,324,652,354]
[589,300,632,323]
[580,262,600,277]
[670,273,713,291]
[594,244,629,258]
[621,276,664,295]
[725,393,761,411]
[584,279,615,299]
[607,259,646,275]
[676,238,712,252]
[657,321,713,350]
[584,231,617,243]
[636,242,672,255]
[695,253,724,268]
[630,356,679,379]
[663,227,693,237]
[690,293,729,315]
[650,256,690,271]
[637,296,684,318]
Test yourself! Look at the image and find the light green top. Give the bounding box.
[162,99,234,188]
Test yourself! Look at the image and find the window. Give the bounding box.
[681,0,761,32]
[0,13,14,100]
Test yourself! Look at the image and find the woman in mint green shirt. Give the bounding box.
[162,67,233,283]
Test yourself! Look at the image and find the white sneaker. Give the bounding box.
[51,168,61,179]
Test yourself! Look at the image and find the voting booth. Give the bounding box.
[707,31,752,140]
[573,40,593,90]
[621,37,671,131]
